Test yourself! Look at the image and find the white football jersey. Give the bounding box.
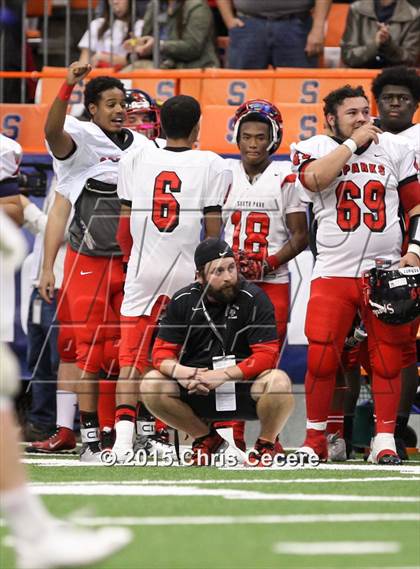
[291,133,419,278]
[51,115,151,204]
[398,123,420,163]
[118,146,232,316]
[223,159,305,284]
[0,134,22,182]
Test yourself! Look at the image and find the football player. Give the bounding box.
[124,89,161,141]
[38,62,152,461]
[360,66,419,460]
[291,84,420,464]
[113,95,232,462]
[220,99,308,450]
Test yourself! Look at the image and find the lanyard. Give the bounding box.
[201,300,229,357]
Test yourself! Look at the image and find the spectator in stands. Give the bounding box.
[78,0,143,70]
[341,0,420,68]
[216,0,332,69]
[123,0,219,69]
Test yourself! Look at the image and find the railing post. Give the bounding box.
[43,0,49,67]
[152,0,160,69]
[21,0,27,103]
[0,0,5,103]
[65,0,71,66]
[110,4,114,67]
[88,0,93,64]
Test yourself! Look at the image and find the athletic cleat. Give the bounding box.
[190,429,228,466]
[154,427,170,443]
[327,433,347,462]
[112,444,135,464]
[367,434,402,465]
[15,522,132,569]
[100,427,115,451]
[395,437,409,461]
[79,444,102,463]
[246,436,284,467]
[26,427,76,454]
[144,430,176,460]
[296,430,328,462]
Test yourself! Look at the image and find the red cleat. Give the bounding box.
[296,429,328,462]
[190,430,227,466]
[246,436,284,467]
[26,426,76,453]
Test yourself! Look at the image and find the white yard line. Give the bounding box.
[2,512,419,529]
[21,457,420,474]
[32,477,419,485]
[51,513,420,526]
[26,483,419,502]
[272,541,401,555]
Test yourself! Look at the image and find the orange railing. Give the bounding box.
[3,68,419,155]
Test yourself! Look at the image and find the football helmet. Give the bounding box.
[363,266,420,325]
[124,89,160,140]
[232,99,283,154]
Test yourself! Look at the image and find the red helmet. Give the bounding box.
[232,99,283,154]
[124,89,160,140]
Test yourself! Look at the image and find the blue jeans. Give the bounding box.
[27,289,59,428]
[228,15,318,69]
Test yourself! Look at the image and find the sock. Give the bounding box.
[372,374,401,434]
[326,412,344,437]
[305,371,335,429]
[98,376,117,431]
[56,390,77,430]
[395,414,409,439]
[136,403,155,438]
[114,405,136,448]
[80,411,100,451]
[1,486,53,541]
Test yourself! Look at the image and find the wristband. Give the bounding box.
[57,82,74,102]
[342,138,357,154]
[407,243,420,259]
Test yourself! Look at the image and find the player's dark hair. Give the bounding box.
[323,85,368,117]
[371,66,420,103]
[160,95,201,139]
[238,112,271,139]
[84,76,126,115]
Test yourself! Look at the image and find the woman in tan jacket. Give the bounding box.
[341,0,420,68]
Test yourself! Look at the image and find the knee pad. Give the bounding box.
[75,336,104,374]
[370,342,402,380]
[307,342,341,380]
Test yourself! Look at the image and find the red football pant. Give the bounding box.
[305,277,411,434]
[258,282,289,350]
[119,296,169,373]
[57,247,124,374]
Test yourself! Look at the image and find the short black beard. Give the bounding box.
[204,279,241,304]
[332,119,347,142]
